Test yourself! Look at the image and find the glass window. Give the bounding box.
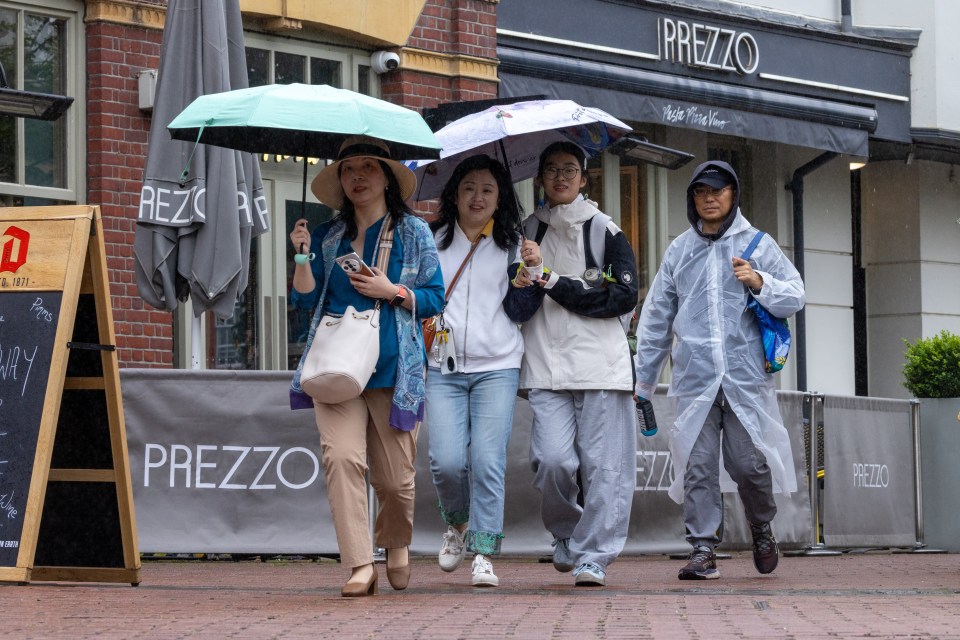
[209,247,259,370]
[588,154,648,293]
[24,13,67,189]
[245,47,270,87]
[310,58,341,87]
[0,8,16,184]
[358,65,371,96]
[274,51,304,85]
[0,5,73,196]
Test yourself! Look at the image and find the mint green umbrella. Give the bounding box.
[168,83,441,161]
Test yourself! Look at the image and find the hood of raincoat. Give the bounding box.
[686,160,741,240]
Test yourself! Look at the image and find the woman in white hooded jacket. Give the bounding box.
[504,141,639,588]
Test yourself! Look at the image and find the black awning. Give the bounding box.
[499,47,872,157]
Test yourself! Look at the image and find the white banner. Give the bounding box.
[122,371,814,555]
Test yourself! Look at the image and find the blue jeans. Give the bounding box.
[425,367,519,555]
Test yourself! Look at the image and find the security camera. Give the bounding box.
[371,51,400,74]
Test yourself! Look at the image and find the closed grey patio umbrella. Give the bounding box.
[135,0,269,322]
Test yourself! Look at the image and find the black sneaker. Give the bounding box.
[678,545,719,580]
[750,521,779,574]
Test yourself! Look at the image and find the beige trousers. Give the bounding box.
[313,387,419,569]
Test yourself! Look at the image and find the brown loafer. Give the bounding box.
[341,565,378,597]
[385,548,410,590]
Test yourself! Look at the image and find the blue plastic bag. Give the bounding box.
[747,298,791,373]
[741,230,792,374]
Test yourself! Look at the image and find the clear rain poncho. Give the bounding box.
[634,162,805,504]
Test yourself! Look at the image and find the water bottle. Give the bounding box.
[636,397,658,437]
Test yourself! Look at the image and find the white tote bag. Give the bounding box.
[301,304,381,404]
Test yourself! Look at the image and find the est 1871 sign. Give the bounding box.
[0,206,140,585]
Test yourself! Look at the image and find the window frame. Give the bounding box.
[0,0,85,205]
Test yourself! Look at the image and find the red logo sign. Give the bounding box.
[0,225,30,274]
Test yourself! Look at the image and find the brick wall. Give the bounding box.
[381,0,499,111]
[86,20,174,367]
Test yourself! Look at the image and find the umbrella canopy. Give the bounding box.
[167,83,442,161]
[405,99,633,201]
[135,0,269,320]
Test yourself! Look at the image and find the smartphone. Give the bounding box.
[335,252,375,277]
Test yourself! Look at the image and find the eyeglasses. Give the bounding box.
[692,185,732,199]
[542,165,581,180]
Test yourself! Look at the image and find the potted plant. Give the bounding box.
[903,330,960,551]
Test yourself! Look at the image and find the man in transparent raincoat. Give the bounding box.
[633,160,805,581]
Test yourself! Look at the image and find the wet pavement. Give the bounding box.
[3,550,960,639]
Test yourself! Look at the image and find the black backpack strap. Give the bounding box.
[534,220,547,245]
[582,216,596,270]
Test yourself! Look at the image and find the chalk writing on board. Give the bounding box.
[29,298,54,322]
[0,489,16,521]
[0,344,38,399]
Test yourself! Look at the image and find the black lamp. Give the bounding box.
[607,135,695,171]
[0,61,74,121]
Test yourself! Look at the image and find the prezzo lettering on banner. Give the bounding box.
[138,185,270,229]
[143,444,321,490]
[852,462,890,488]
[659,17,760,75]
[635,450,674,492]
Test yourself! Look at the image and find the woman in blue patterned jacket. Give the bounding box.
[289,136,444,598]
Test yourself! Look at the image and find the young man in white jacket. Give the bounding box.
[505,142,639,587]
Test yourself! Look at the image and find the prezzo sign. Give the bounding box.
[142,443,321,490]
[138,184,269,229]
[659,17,760,75]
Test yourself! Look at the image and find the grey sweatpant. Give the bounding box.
[528,388,637,569]
[684,387,777,548]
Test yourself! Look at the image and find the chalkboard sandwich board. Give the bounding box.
[0,206,140,585]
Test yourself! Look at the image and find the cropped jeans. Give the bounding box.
[425,367,519,555]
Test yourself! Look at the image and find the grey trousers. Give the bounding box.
[684,387,777,549]
[528,388,637,569]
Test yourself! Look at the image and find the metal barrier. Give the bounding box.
[787,392,939,555]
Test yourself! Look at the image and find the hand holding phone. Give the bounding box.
[335,252,375,277]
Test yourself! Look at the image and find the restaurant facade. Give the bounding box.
[2,0,957,399]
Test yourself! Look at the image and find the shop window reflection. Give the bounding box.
[587,157,647,291]
[208,240,259,370]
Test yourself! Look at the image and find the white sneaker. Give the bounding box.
[471,554,499,587]
[438,526,467,572]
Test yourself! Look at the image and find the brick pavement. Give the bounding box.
[3,551,960,639]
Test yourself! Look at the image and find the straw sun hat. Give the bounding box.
[310,135,417,210]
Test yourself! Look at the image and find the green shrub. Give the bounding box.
[902,330,960,398]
